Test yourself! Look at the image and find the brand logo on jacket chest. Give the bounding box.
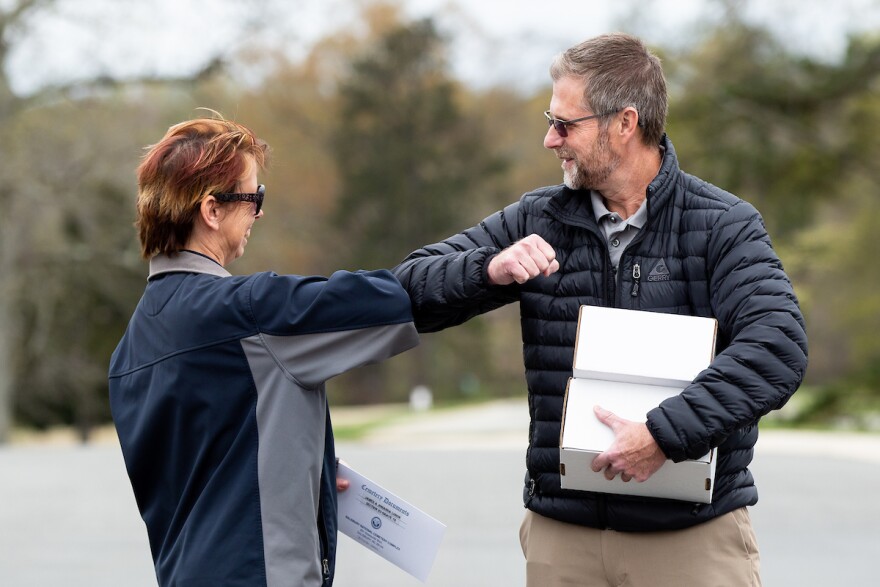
[647,260,671,282]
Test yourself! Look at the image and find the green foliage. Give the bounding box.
[2,5,879,433]
[665,20,880,427]
[667,22,880,239]
[326,17,513,404]
[6,96,171,437]
[331,18,507,269]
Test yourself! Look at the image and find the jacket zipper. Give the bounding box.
[525,478,537,507]
[606,253,617,304]
[318,503,331,582]
[631,263,641,298]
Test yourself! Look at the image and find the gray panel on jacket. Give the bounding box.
[242,335,326,587]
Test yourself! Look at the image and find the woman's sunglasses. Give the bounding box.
[213,184,265,215]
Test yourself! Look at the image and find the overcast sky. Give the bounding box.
[7,0,880,95]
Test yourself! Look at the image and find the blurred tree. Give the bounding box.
[0,0,247,441]
[0,0,58,442]
[328,15,509,403]
[0,0,876,434]
[664,15,880,420]
[331,17,506,267]
[463,86,562,216]
[6,96,164,438]
[666,18,880,238]
[776,76,880,425]
[230,30,368,278]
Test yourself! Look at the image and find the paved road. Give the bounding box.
[2,400,878,586]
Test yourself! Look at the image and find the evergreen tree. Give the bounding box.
[332,18,505,269]
[329,18,508,404]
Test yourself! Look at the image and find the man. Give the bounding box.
[393,33,807,586]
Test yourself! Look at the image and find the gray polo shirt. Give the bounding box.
[590,191,648,271]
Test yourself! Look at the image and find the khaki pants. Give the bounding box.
[519,508,761,587]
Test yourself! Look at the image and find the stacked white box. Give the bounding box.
[559,306,718,503]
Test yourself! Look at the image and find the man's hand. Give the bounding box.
[487,234,560,285]
[590,405,667,483]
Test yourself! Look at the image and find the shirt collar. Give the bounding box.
[148,251,231,280]
[590,191,648,229]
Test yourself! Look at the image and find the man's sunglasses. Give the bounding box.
[213,184,265,215]
[543,110,617,138]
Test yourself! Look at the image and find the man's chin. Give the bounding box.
[563,172,582,190]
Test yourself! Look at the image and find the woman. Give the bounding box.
[109,115,419,587]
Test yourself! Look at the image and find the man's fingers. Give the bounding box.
[523,235,557,274]
[507,258,534,284]
[488,235,558,285]
[488,248,537,285]
[593,405,617,428]
[593,461,632,482]
[532,235,557,264]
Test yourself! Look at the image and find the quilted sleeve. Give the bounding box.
[648,200,808,461]
[392,201,524,332]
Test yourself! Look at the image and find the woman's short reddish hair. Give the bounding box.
[135,112,270,259]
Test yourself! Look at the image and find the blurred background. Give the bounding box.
[1,0,880,444]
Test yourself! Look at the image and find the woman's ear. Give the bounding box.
[198,196,224,231]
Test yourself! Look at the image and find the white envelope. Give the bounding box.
[337,462,446,582]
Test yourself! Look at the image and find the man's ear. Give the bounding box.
[198,196,223,231]
[620,107,639,132]
[617,107,641,143]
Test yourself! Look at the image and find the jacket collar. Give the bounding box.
[546,185,597,230]
[644,134,679,217]
[148,251,231,280]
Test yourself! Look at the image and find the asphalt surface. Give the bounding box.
[2,399,878,586]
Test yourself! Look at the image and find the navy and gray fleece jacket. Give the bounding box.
[109,251,419,586]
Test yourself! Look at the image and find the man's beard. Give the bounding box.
[561,129,620,190]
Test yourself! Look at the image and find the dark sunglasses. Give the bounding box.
[543,110,616,137]
[213,184,265,215]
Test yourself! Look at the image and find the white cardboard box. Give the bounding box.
[559,306,718,503]
[572,306,717,387]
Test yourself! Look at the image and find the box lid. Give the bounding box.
[573,306,717,387]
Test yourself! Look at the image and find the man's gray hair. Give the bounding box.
[550,33,667,146]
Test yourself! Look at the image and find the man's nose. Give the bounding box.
[544,125,564,149]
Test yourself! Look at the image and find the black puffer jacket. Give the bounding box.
[393,136,808,531]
